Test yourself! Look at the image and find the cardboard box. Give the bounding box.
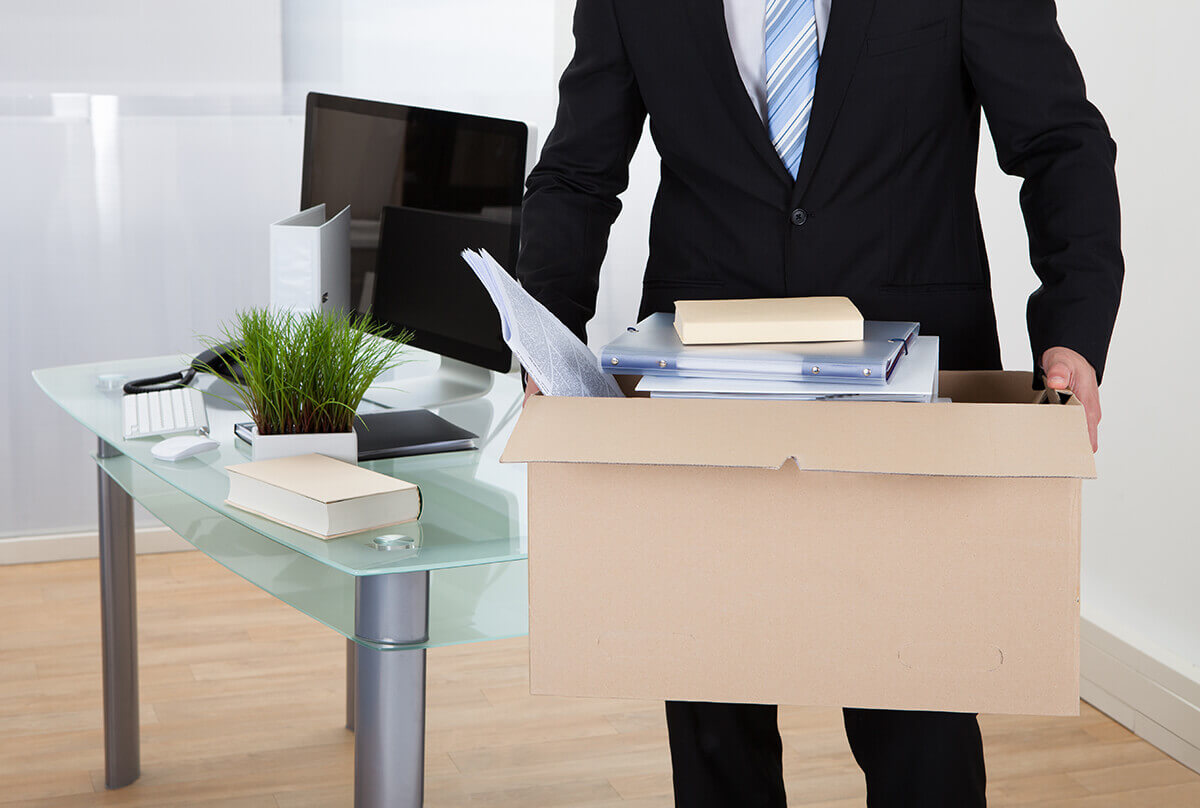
[501,371,1096,716]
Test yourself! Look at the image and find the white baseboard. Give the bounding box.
[0,526,192,565]
[1081,616,1200,773]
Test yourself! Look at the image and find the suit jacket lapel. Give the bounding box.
[685,0,795,187]
[792,0,877,201]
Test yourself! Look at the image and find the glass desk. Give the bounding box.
[33,355,529,808]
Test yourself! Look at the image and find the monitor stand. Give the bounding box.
[361,352,494,412]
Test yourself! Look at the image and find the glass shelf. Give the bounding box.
[33,354,528,575]
[96,453,529,651]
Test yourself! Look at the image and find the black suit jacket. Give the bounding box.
[517,0,1123,379]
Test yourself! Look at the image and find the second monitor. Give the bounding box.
[372,206,515,373]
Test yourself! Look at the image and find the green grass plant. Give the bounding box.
[198,308,411,436]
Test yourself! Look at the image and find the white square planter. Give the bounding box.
[250,428,358,465]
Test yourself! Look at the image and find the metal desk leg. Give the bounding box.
[346,638,356,731]
[353,571,429,808]
[96,439,140,788]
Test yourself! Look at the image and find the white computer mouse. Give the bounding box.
[152,435,219,462]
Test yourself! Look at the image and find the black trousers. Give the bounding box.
[665,701,986,807]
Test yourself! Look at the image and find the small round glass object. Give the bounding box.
[371,534,416,551]
[863,368,872,377]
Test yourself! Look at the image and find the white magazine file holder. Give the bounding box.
[269,203,351,313]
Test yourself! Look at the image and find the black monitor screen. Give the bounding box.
[300,92,528,372]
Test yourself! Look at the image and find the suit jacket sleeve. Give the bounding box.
[962,0,1124,382]
[517,0,647,343]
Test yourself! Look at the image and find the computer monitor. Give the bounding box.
[372,206,517,371]
[299,92,534,377]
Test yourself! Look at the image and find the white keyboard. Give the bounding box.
[122,387,209,439]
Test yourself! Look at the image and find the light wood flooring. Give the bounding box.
[0,552,1197,807]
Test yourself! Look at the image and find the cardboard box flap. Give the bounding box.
[502,393,1096,479]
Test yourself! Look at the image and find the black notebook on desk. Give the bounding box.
[234,409,478,461]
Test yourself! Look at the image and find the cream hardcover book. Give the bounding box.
[225,453,421,539]
[673,296,864,345]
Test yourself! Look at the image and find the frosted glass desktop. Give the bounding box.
[33,354,529,808]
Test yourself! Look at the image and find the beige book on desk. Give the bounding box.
[225,453,421,539]
[673,296,864,345]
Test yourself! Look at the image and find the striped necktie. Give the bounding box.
[765,0,820,179]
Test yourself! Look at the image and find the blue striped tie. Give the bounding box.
[765,0,820,179]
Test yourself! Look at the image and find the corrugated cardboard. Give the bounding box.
[502,371,1095,716]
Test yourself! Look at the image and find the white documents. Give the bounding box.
[461,249,622,398]
[270,203,351,313]
[637,336,940,402]
[604,313,918,382]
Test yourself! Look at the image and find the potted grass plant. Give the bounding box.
[198,308,410,464]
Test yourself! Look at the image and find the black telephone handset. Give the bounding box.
[190,341,247,385]
[122,341,246,394]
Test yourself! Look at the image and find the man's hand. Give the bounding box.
[1041,346,1101,452]
[523,376,542,407]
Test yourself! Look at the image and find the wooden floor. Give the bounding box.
[1,553,1197,807]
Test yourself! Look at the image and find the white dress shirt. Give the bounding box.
[724,0,831,124]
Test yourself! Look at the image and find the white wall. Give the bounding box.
[556,0,1200,683]
[0,3,294,540]
[335,0,559,128]
[1054,1,1200,670]
[0,0,283,96]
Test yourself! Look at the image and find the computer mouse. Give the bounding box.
[152,435,220,462]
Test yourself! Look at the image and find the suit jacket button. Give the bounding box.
[791,208,808,226]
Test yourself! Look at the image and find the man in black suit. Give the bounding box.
[516,0,1123,804]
